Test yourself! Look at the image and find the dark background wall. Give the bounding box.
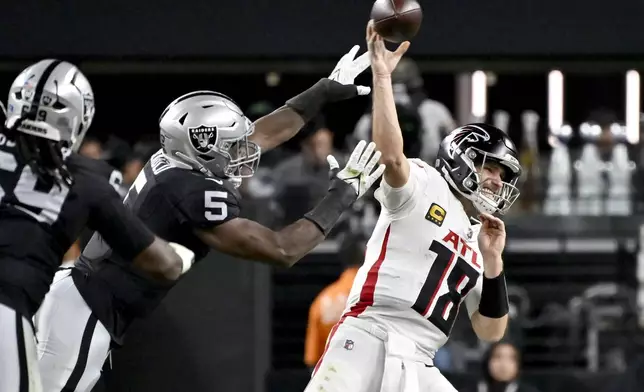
[2,0,644,58]
[103,253,272,392]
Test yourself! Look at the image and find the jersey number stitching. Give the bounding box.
[108,170,123,191]
[204,191,228,221]
[123,169,148,206]
[123,163,229,223]
[0,150,69,224]
[412,240,480,336]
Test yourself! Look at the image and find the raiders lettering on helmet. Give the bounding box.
[188,125,218,154]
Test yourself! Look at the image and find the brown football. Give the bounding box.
[370,0,423,43]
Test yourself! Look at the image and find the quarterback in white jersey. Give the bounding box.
[305,21,523,392]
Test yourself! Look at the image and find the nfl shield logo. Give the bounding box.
[22,74,36,100]
[188,125,217,154]
[343,339,354,351]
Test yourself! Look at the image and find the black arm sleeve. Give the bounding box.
[87,183,155,261]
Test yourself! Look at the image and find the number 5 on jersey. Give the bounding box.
[123,167,229,223]
[204,191,228,221]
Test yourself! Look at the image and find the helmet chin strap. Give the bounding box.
[171,150,244,188]
[169,151,204,172]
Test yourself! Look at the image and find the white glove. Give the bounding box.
[328,45,371,96]
[169,242,195,274]
[327,140,385,199]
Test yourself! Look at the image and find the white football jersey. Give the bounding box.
[343,158,484,358]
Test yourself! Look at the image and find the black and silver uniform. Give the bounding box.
[0,131,155,318]
[78,160,125,249]
[76,149,241,343]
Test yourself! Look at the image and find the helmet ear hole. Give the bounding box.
[463,173,479,192]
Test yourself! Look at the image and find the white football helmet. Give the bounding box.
[5,59,95,151]
[159,91,260,180]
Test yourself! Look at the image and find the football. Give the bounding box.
[370,0,423,43]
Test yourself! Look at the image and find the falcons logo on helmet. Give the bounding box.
[447,125,491,158]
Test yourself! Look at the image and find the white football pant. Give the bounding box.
[304,316,457,392]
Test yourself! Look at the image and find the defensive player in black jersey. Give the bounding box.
[33,48,382,392]
[0,59,189,392]
[61,158,124,267]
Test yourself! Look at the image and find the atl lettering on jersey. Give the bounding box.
[342,159,484,357]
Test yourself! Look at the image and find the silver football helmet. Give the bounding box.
[159,91,260,179]
[5,59,95,151]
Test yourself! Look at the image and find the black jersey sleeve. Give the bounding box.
[86,180,155,260]
[66,153,129,250]
[174,178,241,229]
[67,153,123,186]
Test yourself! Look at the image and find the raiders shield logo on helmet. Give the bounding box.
[188,125,217,154]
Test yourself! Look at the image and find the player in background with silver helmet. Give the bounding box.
[34,47,384,392]
[0,59,189,392]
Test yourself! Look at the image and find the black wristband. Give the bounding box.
[304,179,357,236]
[285,79,358,123]
[478,271,509,318]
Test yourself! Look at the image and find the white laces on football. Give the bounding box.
[328,45,371,96]
[327,140,385,199]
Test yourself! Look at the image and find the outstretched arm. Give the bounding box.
[195,216,325,267]
[249,106,305,152]
[367,20,411,188]
[196,141,384,267]
[249,46,371,152]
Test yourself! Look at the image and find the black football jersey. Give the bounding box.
[0,131,155,317]
[75,149,241,342]
[76,160,125,250]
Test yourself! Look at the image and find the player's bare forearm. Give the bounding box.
[471,311,508,342]
[249,106,305,152]
[195,217,324,268]
[132,238,183,282]
[273,218,326,265]
[372,75,409,187]
[196,137,369,266]
[483,255,504,278]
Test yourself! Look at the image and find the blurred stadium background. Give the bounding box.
[4,0,644,391]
